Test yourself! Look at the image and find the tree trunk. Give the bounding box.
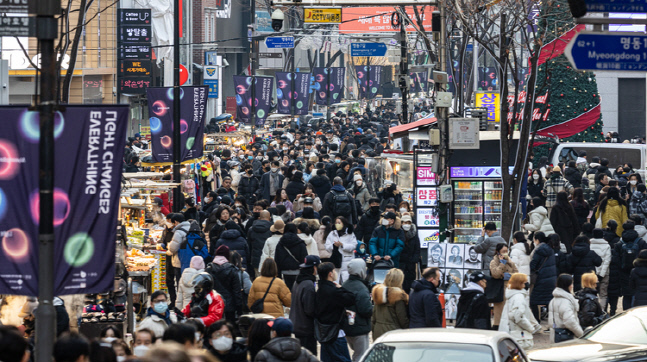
[61,0,88,103]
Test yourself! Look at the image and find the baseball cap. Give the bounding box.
[270,318,293,335]
[384,212,397,220]
[469,271,489,283]
[300,255,321,268]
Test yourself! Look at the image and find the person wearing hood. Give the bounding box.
[341,259,373,362]
[355,242,370,261]
[260,219,286,271]
[290,256,320,356]
[523,197,555,235]
[529,232,558,321]
[575,273,606,329]
[510,232,532,276]
[238,164,260,207]
[138,291,179,338]
[322,177,358,225]
[227,160,241,193]
[325,216,358,283]
[176,256,205,310]
[371,268,409,339]
[595,187,629,237]
[309,167,332,201]
[499,273,542,349]
[473,222,507,272]
[166,213,191,291]
[408,267,443,329]
[206,245,242,323]
[549,274,584,342]
[296,222,319,256]
[542,166,574,214]
[355,198,382,245]
[204,321,248,362]
[632,214,647,239]
[259,161,285,203]
[215,221,250,269]
[275,223,309,289]
[369,212,405,268]
[576,150,589,174]
[255,318,318,362]
[351,174,371,212]
[564,161,582,188]
[611,221,647,311]
[589,228,612,307]
[568,236,602,291]
[399,213,421,293]
[456,271,491,330]
[247,210,273,277]
[629,185,647,223]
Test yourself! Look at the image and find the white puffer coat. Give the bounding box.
[325,229,358,282]
[176,267,203,310]
[509,242,531,276]
[549,287,584,341]
[524,206,555,234]
[499,288,540,350]
[589,237,611,278]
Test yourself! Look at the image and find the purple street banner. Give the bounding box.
[313,67,329,105]
[355,65,367,98]
[233,76,274,126]
[329,67,345,105]
[147,86,207,163]
[0,106,129,296]
[355,65,381,99]
[276,72,311,115]
[478,67,498,91]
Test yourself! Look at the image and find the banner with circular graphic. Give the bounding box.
[232,76,273,126]
[275,72,311,115]
[147,86,207,163]
[0,105,129,296]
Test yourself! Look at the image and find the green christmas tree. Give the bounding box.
[528,0,604,158]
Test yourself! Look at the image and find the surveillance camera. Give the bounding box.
[271,9,284,32]
[222,59,229,67]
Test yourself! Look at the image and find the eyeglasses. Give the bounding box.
[152,298,166,303]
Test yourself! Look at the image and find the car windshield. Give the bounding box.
[583,310,647,345]
[362,342,494,362]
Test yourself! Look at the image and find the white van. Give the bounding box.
[549,142,646,175]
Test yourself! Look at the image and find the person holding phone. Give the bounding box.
[490,244,518,329]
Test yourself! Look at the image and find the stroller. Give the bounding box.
[369,259,395,286]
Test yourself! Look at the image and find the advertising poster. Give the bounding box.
[418,229,440,248]
[416,187,437,207]
[417,167,437,186]
[0,106,129,296]
[147,86,207,163]
[329,67,345,104]
[416,208,439,227]
[313,67,329,105]
[276,72,311,115]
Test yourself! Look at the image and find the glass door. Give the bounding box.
[453,181,483,243]
[484,181,502,229]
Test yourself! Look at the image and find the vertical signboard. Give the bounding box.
[118,9,153,95]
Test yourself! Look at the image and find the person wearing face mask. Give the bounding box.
[369,212,405,268]
[355,199,382,245]
[456,271,492,330]
[138,291,178,338]
[549,274,584,343]
[351,174,371,212]
[204,321,248,362]
[111,340,131,362]
[408,267,443,329]
[238,164,260,207]
[498,273,542,349]
[527,169,545,201]
[529,232,558,321]
[260,161,285,203]
[625,173,642,202]
[100,325,122,344]
[227,161,242,194]
[131,329,155,357]
[489,244,518,329]
[201,191,219,218]
[182,272,225,327]
[399,214,421,293]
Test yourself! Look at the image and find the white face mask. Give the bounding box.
[402,224,412,231]
[356,180,363,186]
[271,167,279,173]
[103,337,117,344]
[533,174,539,180]
[117,357,126,362]
[631,180,638,185]
[133,345,150,357]
[399,207,407,213]
[382,219,390,226]
[211,336,233,351]
[195,332,202,343]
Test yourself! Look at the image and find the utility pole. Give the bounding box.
[35,0,59,360]
[172,0,182,212]
[249,0,257,136]
[399,7,409,124]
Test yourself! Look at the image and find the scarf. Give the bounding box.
[146,307,172,326]
[270,171,280,196]
[463,282,484,293]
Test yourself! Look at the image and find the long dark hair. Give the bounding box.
[548,233,562,251]
[534,231,547,244]
[333,216,354,235]
[571,188,587,207]
[529,169,545,184]
[599,187,628,213]
[555,191,574,212]
[273,188,288,203]
[321,216,334,241]
[513,231,532,255]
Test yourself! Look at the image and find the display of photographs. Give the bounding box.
[463,245,483,269]
[427,242,446,268]
[437,268,446,292]
[446,244,465,268]
[445,268,463,294]
[463,269,481,288]
[445,294,459,320]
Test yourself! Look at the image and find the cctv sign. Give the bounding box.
[304,8,342,24]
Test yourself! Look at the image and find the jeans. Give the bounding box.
[320,337,351,362]
[297,335,318,356]
[346,334,370,362]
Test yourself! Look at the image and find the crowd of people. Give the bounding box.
[6,106,647,362]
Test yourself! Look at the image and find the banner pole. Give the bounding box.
[35,0,60,360]
[172,0,182,212]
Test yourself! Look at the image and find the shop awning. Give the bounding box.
[389,116,437,135]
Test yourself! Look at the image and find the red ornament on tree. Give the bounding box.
[560,94,564,96]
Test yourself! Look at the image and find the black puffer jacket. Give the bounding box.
[216,229,250,267]
[568,240,602,291]
[285,180,305,202]
[530,242,558,305]
[630,256,647,307]
[247,219,273,269]
[604,229,621,248]
[527,180,545,200]
[550,204,580,253]
[355,209,382,245]
[206,261,242,314]
[400,226,421,293]
[238,174,260,206]
[309,174,331,200]
[575,288,606,328]
[564,167,582,188]
[254,337,318,362]
[612,229,647,296]
[275,232,308,275]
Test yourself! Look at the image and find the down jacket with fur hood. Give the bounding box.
[371,284,409,339]
[549,287,584,341]
[524,206,555,235]
[499,289,541,350]
[175,267,202,310]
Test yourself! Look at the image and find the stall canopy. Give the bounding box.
[389,116,437,139]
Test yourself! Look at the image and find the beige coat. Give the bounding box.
[499,289,540,350]
[549,287,584,340]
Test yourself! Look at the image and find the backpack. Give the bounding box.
[621,240,640,271]
[178,229,210,273]
[332,190,353,218]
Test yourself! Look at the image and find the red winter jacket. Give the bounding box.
[182,291,224,327]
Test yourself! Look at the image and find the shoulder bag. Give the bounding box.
[250,277,276,313]
[551,300,575,343]
[314,311,344,343]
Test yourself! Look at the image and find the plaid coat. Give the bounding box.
[542,176,573,208]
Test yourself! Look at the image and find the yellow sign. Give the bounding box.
[304,8,342,24]
[475,92,501,122]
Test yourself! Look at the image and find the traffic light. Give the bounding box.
[471,108,488,131]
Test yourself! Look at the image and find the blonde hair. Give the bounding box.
[384,268,404,288]
[508,273,528,290]
[581,272,598,289]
